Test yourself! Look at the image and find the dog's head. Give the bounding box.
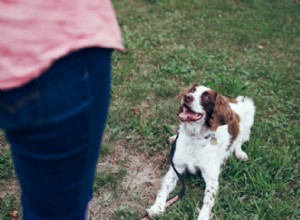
[178,84,237,130]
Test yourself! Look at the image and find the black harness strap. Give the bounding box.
[169,133,186,199]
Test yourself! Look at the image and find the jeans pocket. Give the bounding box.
[37,63,92,125]
[0,82,42,130]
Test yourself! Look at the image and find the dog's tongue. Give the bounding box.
[179,111,202,122]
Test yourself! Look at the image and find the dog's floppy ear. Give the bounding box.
[210,93,240,142]
[209,93,234,130]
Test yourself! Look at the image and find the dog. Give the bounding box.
[146,83,255,220]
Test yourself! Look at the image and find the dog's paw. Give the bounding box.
[146,204,165,217]
[235,151,249,161]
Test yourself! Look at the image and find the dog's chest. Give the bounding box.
[174,135,219,173]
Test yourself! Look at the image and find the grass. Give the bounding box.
[0,150,13,181]
[0,195,16,220]
[1,0,299,219]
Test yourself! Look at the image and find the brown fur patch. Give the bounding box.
[228,112,240,143]
[202,90,217,127]
[206,90,218,103]
[209,94,240,143]
[228,98,238,103]
[177,83,200,99]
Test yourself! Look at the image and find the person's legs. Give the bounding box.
[0,47,112,220]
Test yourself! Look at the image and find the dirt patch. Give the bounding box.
[0,178,20,200]
[89,143,169,220]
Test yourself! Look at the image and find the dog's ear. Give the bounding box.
[210,93,240,141]
[209,93,233,130]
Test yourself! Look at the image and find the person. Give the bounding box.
[0,0,124,219]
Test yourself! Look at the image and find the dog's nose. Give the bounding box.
[184,94,194,103]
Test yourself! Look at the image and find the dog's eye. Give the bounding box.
[189,87,196,93]
[202,94,210,103]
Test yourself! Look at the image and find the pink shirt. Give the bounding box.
[0,0,124,90]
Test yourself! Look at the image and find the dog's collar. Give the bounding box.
[205,133,218,145]
[204,134,211,139]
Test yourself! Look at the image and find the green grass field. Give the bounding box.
[1,0,299,219]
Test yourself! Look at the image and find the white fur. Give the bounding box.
[147,86,255,220]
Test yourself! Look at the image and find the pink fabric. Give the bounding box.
[0,0,124,90]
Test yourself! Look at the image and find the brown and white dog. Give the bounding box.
[147,84,255,220]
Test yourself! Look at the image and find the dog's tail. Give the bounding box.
[237,96,255,128]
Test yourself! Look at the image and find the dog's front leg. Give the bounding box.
[147,166,184,217]
[198,169,220,220]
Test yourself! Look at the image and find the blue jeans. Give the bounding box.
[0,47,112,220]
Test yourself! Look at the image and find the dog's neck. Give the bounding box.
[179,122,211,138]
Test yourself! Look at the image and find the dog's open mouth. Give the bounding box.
[179,105,203,122]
